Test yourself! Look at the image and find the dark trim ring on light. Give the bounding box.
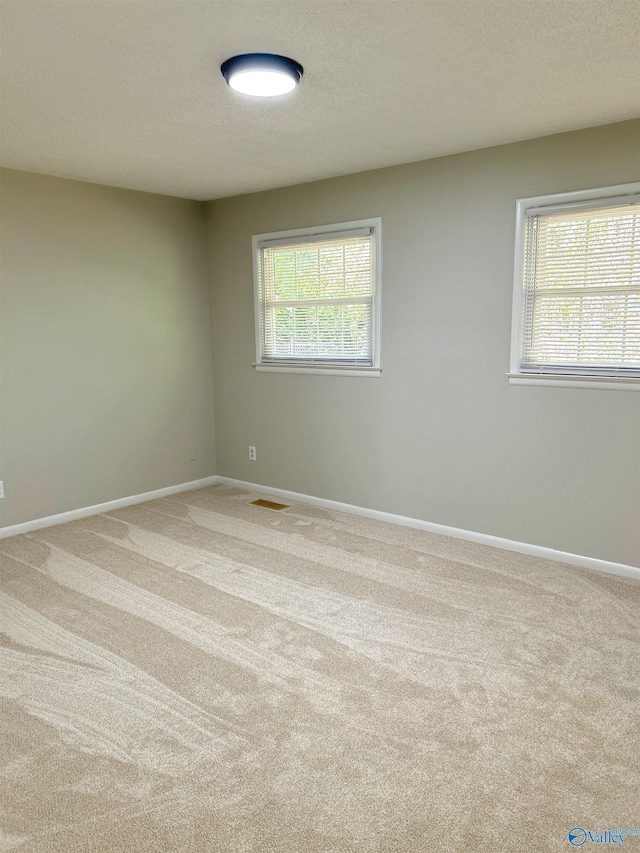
[220,53,303,97]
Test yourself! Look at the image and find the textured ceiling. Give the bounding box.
[1,0,638,200]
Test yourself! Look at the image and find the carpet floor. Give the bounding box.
[1,484,638,852]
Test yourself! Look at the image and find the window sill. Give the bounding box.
[507,373,640,391]
[254,363,382,378]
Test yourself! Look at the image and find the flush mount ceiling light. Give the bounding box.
[220,53,303,97]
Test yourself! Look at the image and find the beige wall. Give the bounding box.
[0,168,215,527]
[206,120,640,567]
[2,122,638,565]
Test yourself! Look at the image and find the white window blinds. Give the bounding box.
[257,228,375,365]
[521,199,640,376]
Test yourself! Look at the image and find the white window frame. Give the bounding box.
[509,182,640,391]
[252,218,382,377]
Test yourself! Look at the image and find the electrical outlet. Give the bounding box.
[248,446,257,461]
[0,481,4,499]
[189,446,197,461]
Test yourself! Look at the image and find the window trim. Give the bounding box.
[509,182,640,390]
[252,218,382,377]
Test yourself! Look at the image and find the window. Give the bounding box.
[509,183,640,389]
[252,219,382,376]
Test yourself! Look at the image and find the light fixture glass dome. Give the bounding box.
[221,53,303,97]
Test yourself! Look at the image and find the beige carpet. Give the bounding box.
[1,484,638,852]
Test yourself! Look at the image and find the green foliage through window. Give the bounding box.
[259,232,375,363]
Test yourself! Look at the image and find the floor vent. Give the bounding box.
[250,498,290,511]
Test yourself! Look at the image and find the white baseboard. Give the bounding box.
[2,473,637,582]
[0,475,219,540]
[217,477,640,582]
